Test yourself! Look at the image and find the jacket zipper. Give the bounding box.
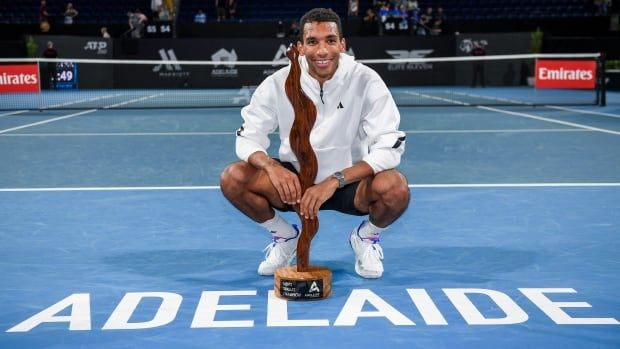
[319,86,324,104]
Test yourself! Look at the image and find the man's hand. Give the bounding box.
[247,151,301,205]
[264,161,301,205]
[299,177,339,219]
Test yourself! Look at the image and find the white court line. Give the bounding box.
[478,106,620,136]
[1,183,619,192]
[42,93,124,109]
[450,91,531,106]
[404,128,589,134]
[0,129,592,137]
[404,91,470,106]
[0,109,97,134]
[103,93,164,109]
[545,105,620,118]
[0,110,29,118]
[0,131,235,137]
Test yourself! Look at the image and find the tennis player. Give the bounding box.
[220,8,409,278]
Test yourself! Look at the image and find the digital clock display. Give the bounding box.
[55,62,78,89]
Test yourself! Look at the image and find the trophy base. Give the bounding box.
[274,265,332,300]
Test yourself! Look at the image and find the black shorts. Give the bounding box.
[275,160,366,216]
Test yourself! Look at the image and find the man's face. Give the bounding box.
[298,21,346,84]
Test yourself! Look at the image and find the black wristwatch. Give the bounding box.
[332,171,345,188]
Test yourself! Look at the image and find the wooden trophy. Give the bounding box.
[274,44,332,300]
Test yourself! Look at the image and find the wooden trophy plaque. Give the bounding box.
[274,44,332,300]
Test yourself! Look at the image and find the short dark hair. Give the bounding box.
[299,8,343,40]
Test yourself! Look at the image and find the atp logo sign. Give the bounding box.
[386,49,434,71]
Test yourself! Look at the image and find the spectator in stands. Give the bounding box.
[471,41,486,87]
[127,9,147,38]
[151,0,163,19]
[63,3,79,25]
[157,5,170,21]
[101,27,111,38]
[416,6,433,35]
[377,2,390,22]
[39,0,51,31]
[228,0,237,20]
[435,6,445,22]
[276,20,285,38]
[430,7,445,35]
[40,0,49,22]
[361,7,379,35]
[195,10,207,23]
[348,0,360,17]
[288,20,301,38]
[215,0,228,22]
[42,41,58,89]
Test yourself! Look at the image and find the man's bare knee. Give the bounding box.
[372,171,410,209]
[220,162,251,197]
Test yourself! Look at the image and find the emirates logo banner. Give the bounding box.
[535,60,597,89]
[0,64,40,93]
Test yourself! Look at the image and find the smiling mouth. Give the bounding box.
[314,59,331,68]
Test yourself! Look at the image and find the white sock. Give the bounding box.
[357,220,385,241]
[259,213,297,241]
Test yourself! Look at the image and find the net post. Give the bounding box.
[597,53,606,107]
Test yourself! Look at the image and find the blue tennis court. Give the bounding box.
[1,88,619,348]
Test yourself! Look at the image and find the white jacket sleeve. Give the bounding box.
[360,77,406,173]
[235,76,279,162]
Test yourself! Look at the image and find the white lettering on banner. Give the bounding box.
[6,288,619,332]
[0,73,38,85]
[538,68,594,81]
[386,49,434,71]
[83,41,108,54]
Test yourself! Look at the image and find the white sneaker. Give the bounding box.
[349,221,384,278]
[257,224,299,276]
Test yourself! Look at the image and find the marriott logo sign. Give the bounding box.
[0,64,40,93]
[535,60,597,89]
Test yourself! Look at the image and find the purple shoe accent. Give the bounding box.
[355,220,380,244]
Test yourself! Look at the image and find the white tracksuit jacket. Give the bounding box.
[236,52,406,183]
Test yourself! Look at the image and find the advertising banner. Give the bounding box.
[113,36,456,88]
[0,64,40,93]
[535,60,597,89]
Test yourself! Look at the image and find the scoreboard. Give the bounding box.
[55,62,78,89]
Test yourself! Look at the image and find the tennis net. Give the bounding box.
[0,53,604,110]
